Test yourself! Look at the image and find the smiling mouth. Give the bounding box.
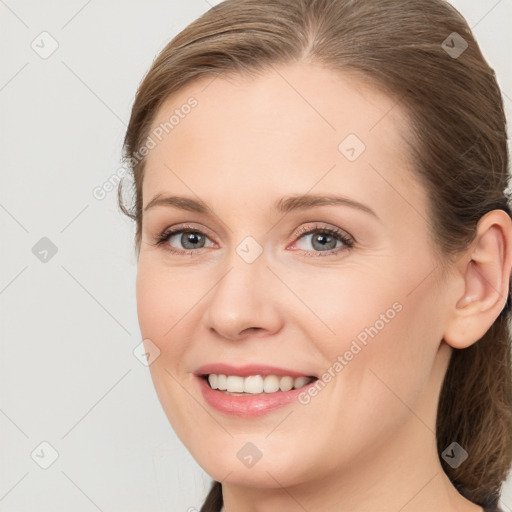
[201,374,318,395]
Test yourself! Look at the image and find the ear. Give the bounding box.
[443,209,512,349]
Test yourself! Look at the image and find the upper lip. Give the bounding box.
[194,363,317,379]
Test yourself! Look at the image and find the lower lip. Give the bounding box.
[196,376,317,417]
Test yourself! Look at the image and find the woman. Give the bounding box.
[118,0,512,510]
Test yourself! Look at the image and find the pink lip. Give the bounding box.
[194,363,316,378]
[195,375,318,417]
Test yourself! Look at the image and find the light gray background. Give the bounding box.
[1,1,511,511]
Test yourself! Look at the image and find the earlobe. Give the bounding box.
[443,210,512,350]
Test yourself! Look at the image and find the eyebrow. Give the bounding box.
[143,193,378,219]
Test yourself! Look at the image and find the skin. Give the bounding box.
[135,62,512,512]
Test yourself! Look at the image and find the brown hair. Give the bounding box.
[119,1,512,510]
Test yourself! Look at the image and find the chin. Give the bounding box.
[190,443,312,490]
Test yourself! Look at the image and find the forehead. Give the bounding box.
[143,62,424,221]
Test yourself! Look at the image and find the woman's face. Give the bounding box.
[136,62,455,489]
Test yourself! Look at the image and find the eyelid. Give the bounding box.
[163,222,216,240]
[291,222,353,242]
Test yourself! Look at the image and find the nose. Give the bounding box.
[203,254,283,341]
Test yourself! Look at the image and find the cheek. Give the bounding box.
[135,260,192,340]
[308,265,440,432]
[290,265,404,355]
[343,285,441,432]
[136,263,202,438]
[135,261,196,388]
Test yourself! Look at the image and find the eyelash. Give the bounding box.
[151,223,354,257]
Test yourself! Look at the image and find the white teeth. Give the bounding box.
[243,375,263,394]
[226,375,244,392]
[207,374,314,393]
[293,376,310,388]
[208,374,218,389]
[279,376,294,392]
[263,375,280,393]
[217,374,227,390]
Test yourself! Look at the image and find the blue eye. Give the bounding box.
[291,224,354,256]
[153,223,354,257]
[153,225,213,255]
